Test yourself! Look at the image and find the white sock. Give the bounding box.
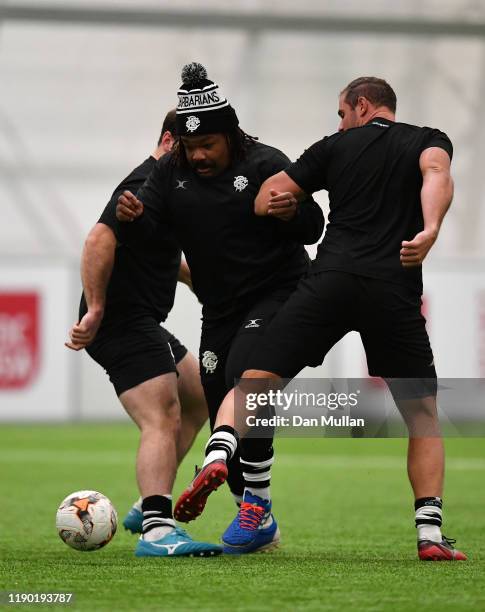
[415,497,443,542]
[417,525,442,542]
[244,486,270,503]
[241,455,274,504]
[203,449,228,467]
[141,494,175,541]
[202,429,238,467]
[143,520,176,542]
[133,496,142,512]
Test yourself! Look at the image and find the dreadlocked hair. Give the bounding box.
[170,127,258,168]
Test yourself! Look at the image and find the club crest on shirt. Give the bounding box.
[234,175,249,192]
[186,115,201,133]
[202,350,218,374]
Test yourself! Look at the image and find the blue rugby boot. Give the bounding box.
[135,526,222,558]
[222,492,280,555]
[122,500,143,534]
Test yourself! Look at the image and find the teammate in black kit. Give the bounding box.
[116,63,324,554]
[66,110,222,558]
[181,77,467,560]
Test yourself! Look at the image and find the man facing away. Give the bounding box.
[116,63,325,554]
[176,77,467,561]
[67,109,221,557]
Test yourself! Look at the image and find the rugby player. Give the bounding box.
[116,63,325,554]
[177,77,467,561]
[67,110,221,557]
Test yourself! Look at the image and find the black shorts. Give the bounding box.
[86,316,187,396]
[199,289,293,428]
[250,271,436,380]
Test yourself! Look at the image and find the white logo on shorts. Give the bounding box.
[244,319,262,329]
[202,351,218,374]
[234,175,249,192]
[186,115,200,133]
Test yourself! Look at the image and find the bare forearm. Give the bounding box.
[420,171,453,238]
[255,171,305,216]
[401,147,453,268]
[81,224,116,315]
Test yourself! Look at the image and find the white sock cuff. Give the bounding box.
[242,470,271,482]
[205,430,238,455]
[240,456,274,469]
[415,506,443,520]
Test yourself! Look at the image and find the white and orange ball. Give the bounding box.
[56,490,117,551]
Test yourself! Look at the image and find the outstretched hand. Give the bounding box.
[65,310,104,351]
[400,229,437,267]
[116,190,144,222]
[267,190,298,222]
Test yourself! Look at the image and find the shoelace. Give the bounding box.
[442,535,456,547]
[192,464,201,481]
[238,502,265,530]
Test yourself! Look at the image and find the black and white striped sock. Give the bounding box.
[241,448,274,502]
[202,425,238,467]
[415,496,443,542]
[142,494,176,542]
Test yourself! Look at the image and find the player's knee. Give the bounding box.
[137,394,181,434]
[161,394,182,430]
[241,369,280,380]
[179,387,208,431]
[190,410,208,433]
[395,396,440,437]
[409,398,438,420]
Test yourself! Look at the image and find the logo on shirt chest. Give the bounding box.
[233,175,249,192]
[176,179,189,190]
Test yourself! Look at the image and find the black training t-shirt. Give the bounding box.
[286,118,453,290]
[119,142,324,321]
[79,156,181,326]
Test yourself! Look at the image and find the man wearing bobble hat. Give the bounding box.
[117,63,324,555]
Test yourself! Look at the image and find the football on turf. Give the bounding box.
[56,490,117,551]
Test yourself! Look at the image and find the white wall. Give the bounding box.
[1,16,484,260]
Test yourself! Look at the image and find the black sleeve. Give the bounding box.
[423,129,453,161]
[97,199,118,233]
[115,158,170,245]
[277,197,325,245]
[97,157,156,237]
[285,137,331,194]
[258,147,292,182]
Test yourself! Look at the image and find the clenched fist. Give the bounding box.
[266,189,298,222]
[116,190,144,222]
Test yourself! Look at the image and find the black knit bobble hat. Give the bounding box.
[176,62,239,136]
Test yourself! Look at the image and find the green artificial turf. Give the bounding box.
[0,424,484,611]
